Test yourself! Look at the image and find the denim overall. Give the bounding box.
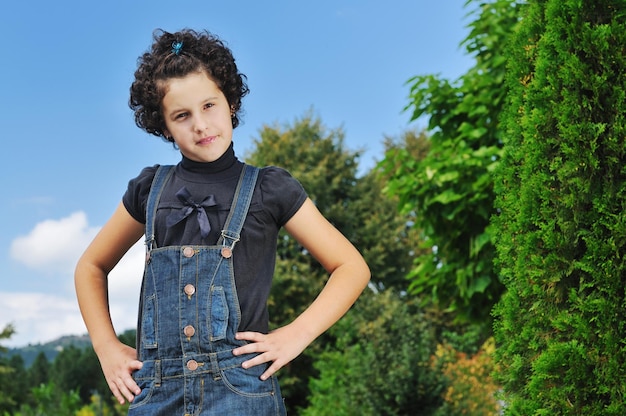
[129,164,287,415]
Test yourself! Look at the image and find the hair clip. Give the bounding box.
[172,41,184,56]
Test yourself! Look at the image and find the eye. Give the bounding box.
[174,112,188,120]
[204,102,214,110]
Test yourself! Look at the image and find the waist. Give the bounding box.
[134,350,254,380]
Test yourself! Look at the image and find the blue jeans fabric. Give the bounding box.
[129,165,286,415]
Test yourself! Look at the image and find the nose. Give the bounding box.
[193,114,209,133]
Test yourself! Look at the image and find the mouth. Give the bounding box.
[197,136,217,145]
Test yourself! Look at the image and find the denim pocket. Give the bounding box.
[220,364,276,397]
[210,286,228,341]
[129,368,156,409]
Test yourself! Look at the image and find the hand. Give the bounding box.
[232,324,312,381]
[96,340,143,404]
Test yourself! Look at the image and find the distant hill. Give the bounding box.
[4,334,93,367]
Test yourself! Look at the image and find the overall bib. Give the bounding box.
[129,164,287,415]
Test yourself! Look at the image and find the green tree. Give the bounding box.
[7,355,29,408]
[117,329,136,349]
[0,324,17,413]
[50,345,83,395]
[367,130,427,292]
[379,0,521,323]
[245,112,419,412]
[245,113,360,411]
[304,290,445,416]
[0,324,15,364]
[51,345,106,404]
[493,0,626,413]
[27,351,50,388]
[12,382,82,416]
[246,110,361,257]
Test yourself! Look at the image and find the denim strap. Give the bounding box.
[217,164,259,249]
[145,165,175,250]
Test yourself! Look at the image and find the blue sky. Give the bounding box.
[1,0,474,347]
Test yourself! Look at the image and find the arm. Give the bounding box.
[233,198,370,379]
[74,202,145,404]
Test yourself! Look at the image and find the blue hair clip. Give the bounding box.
[172,41,184,55]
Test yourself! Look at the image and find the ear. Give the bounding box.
[163,129,175,143]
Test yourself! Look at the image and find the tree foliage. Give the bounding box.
[0,330,135,415]
[435,337,501,415]
[28,352,50,388]
[379,0,521,323]
[245,112,362,411]
[0,324,17,411]
[52,345,108,403]
[11,382,83,416]
[304,290,446,416]
[245,112,420,412]
[0,324,15,369]
[246,111,362,321]
[493,0,626,413]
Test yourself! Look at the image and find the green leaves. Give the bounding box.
[379,0,520,323]
[304,291,445,416]
[493,0,626,412]
[246,112,420,412]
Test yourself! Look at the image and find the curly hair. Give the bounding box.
[129,29,249,142]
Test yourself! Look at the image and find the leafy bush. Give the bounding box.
[434,337,501,416]
[493,0,626,413]
[303,290,446,416]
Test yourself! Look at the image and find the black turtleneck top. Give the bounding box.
[122,143,308,333]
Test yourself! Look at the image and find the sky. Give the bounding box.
[1,0,475,348]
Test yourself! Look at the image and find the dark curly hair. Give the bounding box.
[129,29,249,142]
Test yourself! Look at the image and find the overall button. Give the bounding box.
[183,325,196,338]
[184,284,196,297]
[221,247,232,258]
[187,359,199,371]
[183,247,195,258]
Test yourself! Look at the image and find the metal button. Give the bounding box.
[221,247,232,258]
[183,247,195,258]
[184,325,196,338]
[187,359,198,371]
[184,284,196,297]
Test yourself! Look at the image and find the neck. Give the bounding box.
[181,142,237,173]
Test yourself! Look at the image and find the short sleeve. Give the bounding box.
[259,166,308,226]
[122,165,159,224]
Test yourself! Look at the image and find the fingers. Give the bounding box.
[233,331,266,356]
[109,377,135,405]
[232,331,293,381]
[235,331,264,343]
[257,358,283,381]
[96,341,144,404]
[238,349,283,381]
[106,359,143,405]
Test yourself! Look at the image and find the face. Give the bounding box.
[161,71,233,163]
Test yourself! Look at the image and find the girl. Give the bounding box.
[74,28,370,415]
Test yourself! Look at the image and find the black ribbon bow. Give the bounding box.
[165,187,217,239]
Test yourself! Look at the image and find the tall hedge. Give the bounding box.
[493,0,626,414]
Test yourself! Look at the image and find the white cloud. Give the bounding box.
[10,212,99,274]
[108,240,145,333]
[0,292,85,347]
[4,213,145,347]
